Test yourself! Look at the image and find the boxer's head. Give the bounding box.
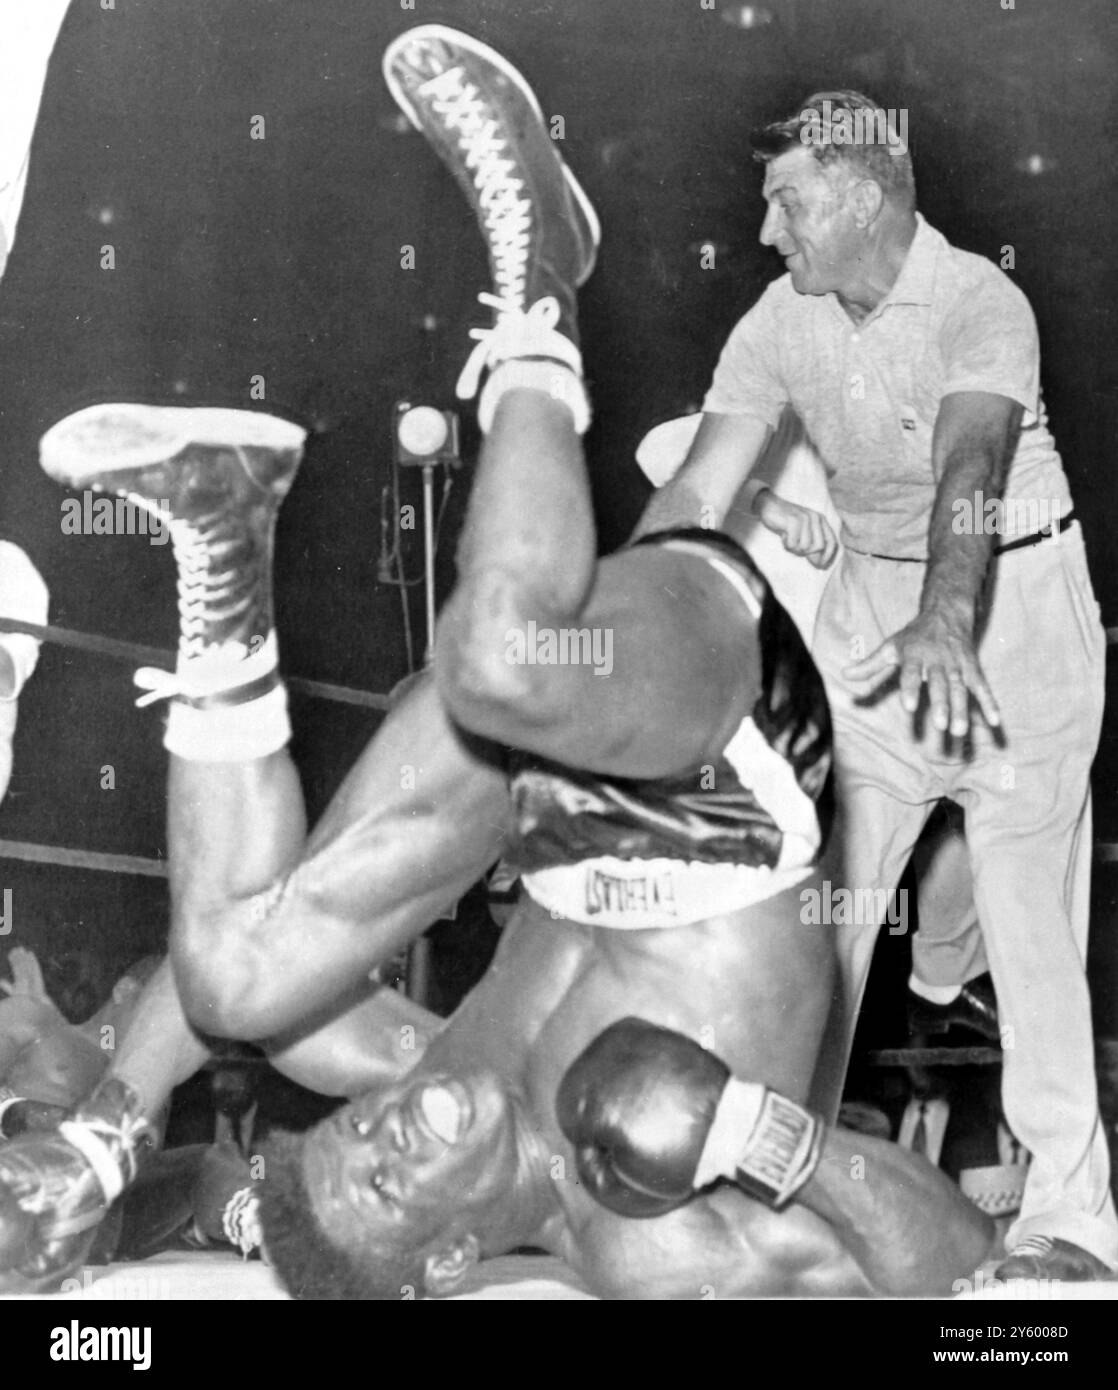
[751,90,915,298]
[262,1066,543,1299]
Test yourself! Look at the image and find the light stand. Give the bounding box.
[392,402,462,1006]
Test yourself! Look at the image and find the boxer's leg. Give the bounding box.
[166,752,307,1030]
[386,29,754,777]
[98,958,210,1120]
[39,409,313,1028]
[40,416,502,1039]
[442,396,757,776]
[167,671,508,1038]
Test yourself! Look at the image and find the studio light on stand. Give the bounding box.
[389,401,462,1007]
[392,401,461,663]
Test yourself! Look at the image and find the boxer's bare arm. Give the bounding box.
[799,1125,995,1295]
[18,951,435,1143]
[565,1183,873,1299]
[549,998,991,1295]
[170,674,511,1040]
[631,413,771,539]
[103,953,439,1115]
[566,1129,992,1298]
[266,983,440,1097]
[100,958,209,1120]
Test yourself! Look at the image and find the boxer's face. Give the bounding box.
[759,146,862,296]
[302,1066,520,1274]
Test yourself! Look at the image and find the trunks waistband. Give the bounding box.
[521,854,815,929]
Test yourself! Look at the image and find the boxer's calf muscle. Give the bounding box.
[170,676,510,1039]
[172,864,440,1041]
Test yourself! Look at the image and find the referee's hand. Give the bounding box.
[843,610,1001,738]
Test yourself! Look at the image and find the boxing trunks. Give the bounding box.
[507,528,834,928]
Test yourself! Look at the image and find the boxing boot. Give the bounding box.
[40,406,306,761]
[0,1078,154,1293]
[383,25,599,433]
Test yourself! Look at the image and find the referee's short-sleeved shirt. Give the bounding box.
[703,214,1071,559]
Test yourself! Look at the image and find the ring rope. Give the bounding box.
[0,617,390,712]
[868,1046,1002,1067]
[0,837,167,878]
[0,618,393,877]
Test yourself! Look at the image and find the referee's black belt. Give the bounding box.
[852,511,1077,563]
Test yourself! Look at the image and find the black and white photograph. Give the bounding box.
[0,0,1114,1343]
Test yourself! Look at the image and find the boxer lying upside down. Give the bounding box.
[0,656,993,1298]
[0,26,993,1297]
[261,884,992,1299]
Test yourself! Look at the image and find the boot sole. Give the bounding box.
[41,405,306,486]
[382,24,602,276]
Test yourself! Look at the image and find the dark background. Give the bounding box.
[0,0,1114,1038]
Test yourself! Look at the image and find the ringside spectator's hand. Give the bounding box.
[1,948,50,1004]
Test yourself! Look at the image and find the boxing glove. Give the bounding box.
[557,1016,823,1218]
[0,1078,153,1293]
[0,1187,36,1265]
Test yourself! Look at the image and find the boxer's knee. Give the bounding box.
[436,568,569,742]
[171,939,235,1038]
[171,927,268,1042]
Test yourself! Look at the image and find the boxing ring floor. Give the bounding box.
[2,1249,1116,1300]
[0,1249,595,1301]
